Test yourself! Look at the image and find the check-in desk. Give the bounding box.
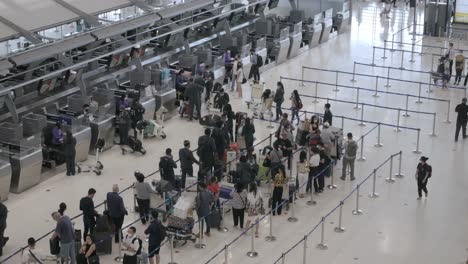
[154,88,177,120]
[0,157,12,201]
[73,125,92,162]
[319,9,334,44]
[9,147,42,194]
[141,96,156,121]
[288,22,303,59]
[89,114,115,154]
[304,23,322,48]
[336,11,351,33]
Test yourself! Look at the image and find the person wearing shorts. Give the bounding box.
[50,212,76,264]
[145,211,165,264]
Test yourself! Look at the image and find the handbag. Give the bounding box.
[262,158,271,168]
[242,73,247,84]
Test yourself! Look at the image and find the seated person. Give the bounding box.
[77,235,98,264]
[213,88,230,109]
[52,122,64,146]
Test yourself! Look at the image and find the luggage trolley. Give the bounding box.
[76,138,105,175]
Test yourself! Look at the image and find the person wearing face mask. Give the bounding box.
[415,156,431,200]
[122,227,141,264]
[214,88,230,110]
[159,148,177,188]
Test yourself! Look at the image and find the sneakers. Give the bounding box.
[425,192,428,198]
[350,177,356,181]
[340,176,346,181]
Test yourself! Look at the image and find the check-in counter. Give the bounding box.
[320,9,334,44]
[9,147,42,194]
[288,22,303,59]
[304,23,322,48]
[155,89,177,120]
[89,114,115,154]
[0,158,12,201]
[141,96,156,121]
[73,125,92,162]
[336,11,351,33]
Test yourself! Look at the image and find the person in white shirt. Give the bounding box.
[21,238,43,264]
[245,182,263,237]
[446,42,455,78]
[307,147,320,193]
[122,226,140,264]
[296,151,309,198]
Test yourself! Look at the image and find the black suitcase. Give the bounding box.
[50,237,60,255]
[208,209,222,228]
[94,232,112,255]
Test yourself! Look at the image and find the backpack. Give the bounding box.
[297,99,303,110]
[132,237,143,255]
[345,141,358,158]
[256,54,263,67]
[158,222,167,241]
[159,158,170,180]
[426,164,432,178]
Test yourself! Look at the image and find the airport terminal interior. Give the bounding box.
[0,0,467,263]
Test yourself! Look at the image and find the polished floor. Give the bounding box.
[2,0,468,263]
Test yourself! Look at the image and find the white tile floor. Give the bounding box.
[2,1,468,263]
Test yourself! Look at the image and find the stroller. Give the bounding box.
[76,138,105,175]
[166,215,196,247]
[121,136,146,155]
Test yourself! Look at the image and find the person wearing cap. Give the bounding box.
[455,98,468,141]
[179,140,199,188]
[134,171,157,224]
[415,156,431,200]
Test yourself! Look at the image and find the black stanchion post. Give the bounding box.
[386,155,395,183]
[302,235,308,264]
[317,217,328,249]
[395,151,405,178]
[369,169,380,198]
[403,95,410,117]
[269,133,273,146]
[412,129,422,154]
[265,210,277,242]
[373,76,380,97]
[352,185,363,215]
[224,245,229,264]
[334,201,346,232]
[341,116,344,131]
[281,253,286,264]
[375,123,383,147]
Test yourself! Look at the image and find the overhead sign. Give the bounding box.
[455,0,468,23]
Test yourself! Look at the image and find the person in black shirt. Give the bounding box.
[204,65,215,103]
[315,144,331,193]
[455,97,468,141]
[80,188,98,242]
[179,140,199,188]
[144,211,166,264]
[323,103,333,126]
[415,156,431,200]
[0,202,8,257]
[129,99,146,138]
[159,148,177,187]
[106,185,127,243]
[274,137,293,170]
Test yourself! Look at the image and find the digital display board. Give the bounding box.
[455,0,468,23]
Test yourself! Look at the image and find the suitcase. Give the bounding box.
[219,185,234,200]
[49,237,60,255]
[208,209,222,228]
[74,229,82,242]
[95,232,112,255]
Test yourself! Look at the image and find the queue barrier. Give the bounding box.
[272,151,404,264]
[284,72,453,124]
[1,130,276,263]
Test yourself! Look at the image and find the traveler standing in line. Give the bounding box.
[184,78,203,121]
[454,50,465,85]
[455,97,468,141]
[197,128,217,174]
[195,182,215,236]
[446,42,455,79]
[159,148,177,187]
[222,104,235,142]
[415,156,431,200]
[179,140,199,189]
[274,82,285,121]
[268,142,283,179]
[119,106,131,145]
[323,103,333,126]
[106,184,128,243]
[248,49,260,82]
[80,188,98,242]
[64,130,76,176]
[290,90,301,125]
[320,122,335,156]
[231,55,240,92]
[204,65,215,103]
[50,211,76,264]
[0,202,8,257]
[245,182,263,237]
[58,202,67,216]
[122,226,140,264]
[271,166,287,216]
[340,133,358,181]
[230,183,247,228]
[223,48,233,81]
[308,147,320,193]
[297,151,309,198]
[236,62,244,98]
[129,99,146,138]
[145,211,166,264]
[242,117,255,150]
[211,120,228,160]
[134,171,156,224]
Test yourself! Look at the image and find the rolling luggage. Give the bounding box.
[95,232,112,255]
[219,184,234,200]
[208,208,222,228]
[49,237,60,255]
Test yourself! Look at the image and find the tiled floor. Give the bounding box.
[2,1,468,263]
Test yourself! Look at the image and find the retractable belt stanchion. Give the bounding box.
[444,101,452,123]
[302,235,308,264]
[351,62,357,82]
[313,82,319,103]
[371,47,376,66]
[394,109,402,132]
[373,76,380,97]
[369,169,380,198]
[385,67,391,88]
[267,116,275,129]
[352,184,364,215]
[399,50,406,70]
[354,88,361,109]
[195,220,206,249]
[386,155,395,183]
[328,161,337,189]
[265,210,277,241]
[317,217,328,249]
[413,129,422,154]
[416,83,423,104]
[357,136,366,161]
[307,185,317,206]
[403,95,410,117]
[288,167,299,222]
[334,71,340,92]
[300,67,305,87]
[115,232,123,262]
[281,253,286,264]
[375,123,383,147]
[359,104,366,126]
[246,223,258,257]
[429,113,437,137]
[382,41,388,59]
[409,42,416,62]
[394,151,405,178]
[168,235,178,264]
[224,245,229,264]
[426,75,433,93]
[334,201,346,232]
